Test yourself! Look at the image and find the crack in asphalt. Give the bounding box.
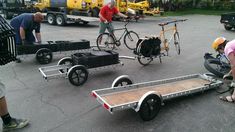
[47,104,101,132]
[11,66,30,90]
[11,66,67,118]
[37,89,67,117]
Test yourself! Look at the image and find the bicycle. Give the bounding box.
[96,20,139,51]
[204,52,230,78]
[137,19,187,65]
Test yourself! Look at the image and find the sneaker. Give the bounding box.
[3,118,29,132]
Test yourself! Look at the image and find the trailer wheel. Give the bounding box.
[57,57,73,73]
[36,48,53,64]
[68,65,88,86]
[82,21,89,25]
[56,15,66,26]
[112,75,133,87]
[47,14,56,25]
[139,94,161,121]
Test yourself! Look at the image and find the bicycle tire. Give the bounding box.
[124,31,139,50]
[174,32,181,55]
[204,58,230,78]
[136,41,153,66]
[96,33,115,51]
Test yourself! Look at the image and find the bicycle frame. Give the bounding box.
[106,21,130,42]
[159,23,178,52]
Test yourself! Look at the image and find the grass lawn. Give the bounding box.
[162,8,235,16]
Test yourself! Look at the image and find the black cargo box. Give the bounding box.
[72,50,119,68]
[17,40,90,55]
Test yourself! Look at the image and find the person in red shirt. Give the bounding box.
[99,0,128,34]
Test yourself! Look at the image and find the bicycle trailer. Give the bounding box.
[17,40,90,64]
[39,50,123,86]
[91,74,223,121]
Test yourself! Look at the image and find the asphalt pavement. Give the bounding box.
[1,15,235,132]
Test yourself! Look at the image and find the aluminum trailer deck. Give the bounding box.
[91,74,223,121]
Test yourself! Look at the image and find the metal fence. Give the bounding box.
[0,15,16,65]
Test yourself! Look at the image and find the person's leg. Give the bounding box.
[0,97,9,117]
[99,22,107,34]
[107,23,116,39]
[14,30,22,63]
[0,81,29,131]
[220,53,235,102]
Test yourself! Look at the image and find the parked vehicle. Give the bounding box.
[220,12,235,30]
[1,0,37,19]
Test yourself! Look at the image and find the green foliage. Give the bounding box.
[159,0,235,10]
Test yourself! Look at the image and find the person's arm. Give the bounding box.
[35,33,41,43]
[19,27,26,44]
[117,12,128,18]
[99,13,108,23]
[228,52,235,80]
[35,23,41,43]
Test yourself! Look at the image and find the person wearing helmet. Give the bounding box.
[99,0,128,35]
[212,37,235,103]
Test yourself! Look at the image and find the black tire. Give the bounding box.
[224,24,233,30]
[36,48,53,64]
[136,42,153,66]
[137,56,152,66]
[124,31,139,50]
[82,21,89,25]
[174,32,180,55]
[91,7,100,17]
[47,14,56,25]
[139,94,162,121]
[57,57,73,73]
[56,15,66,26]
[112,77,133,87]
[204,58,230,78]
[96,33,115,51]
[68,65,88,86]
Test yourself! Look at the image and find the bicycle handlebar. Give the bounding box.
[158,19,188,26]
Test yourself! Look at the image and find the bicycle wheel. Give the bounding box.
[204,58,231,78]
[173,32,181,55]
[124,31,139,50]
[96,33,115,51]
[136,42,153,66]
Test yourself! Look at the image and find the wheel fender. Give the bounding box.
[67,65,87,75]
[36,48,50,54]
[57,57,72,66]
[111,75,133,88]
[135,91,162,112]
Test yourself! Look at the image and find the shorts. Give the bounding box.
[0,81,6,98]
[99,22,114,34]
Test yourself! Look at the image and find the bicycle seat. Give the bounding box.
[158,23,167,26]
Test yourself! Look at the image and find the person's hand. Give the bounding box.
[126,16,130,19]
[104,20,108,24]
[37,41,42,44]
[223,72,233,80]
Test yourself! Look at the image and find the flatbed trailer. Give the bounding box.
[91,74,223,121]
[42,12,100,26]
